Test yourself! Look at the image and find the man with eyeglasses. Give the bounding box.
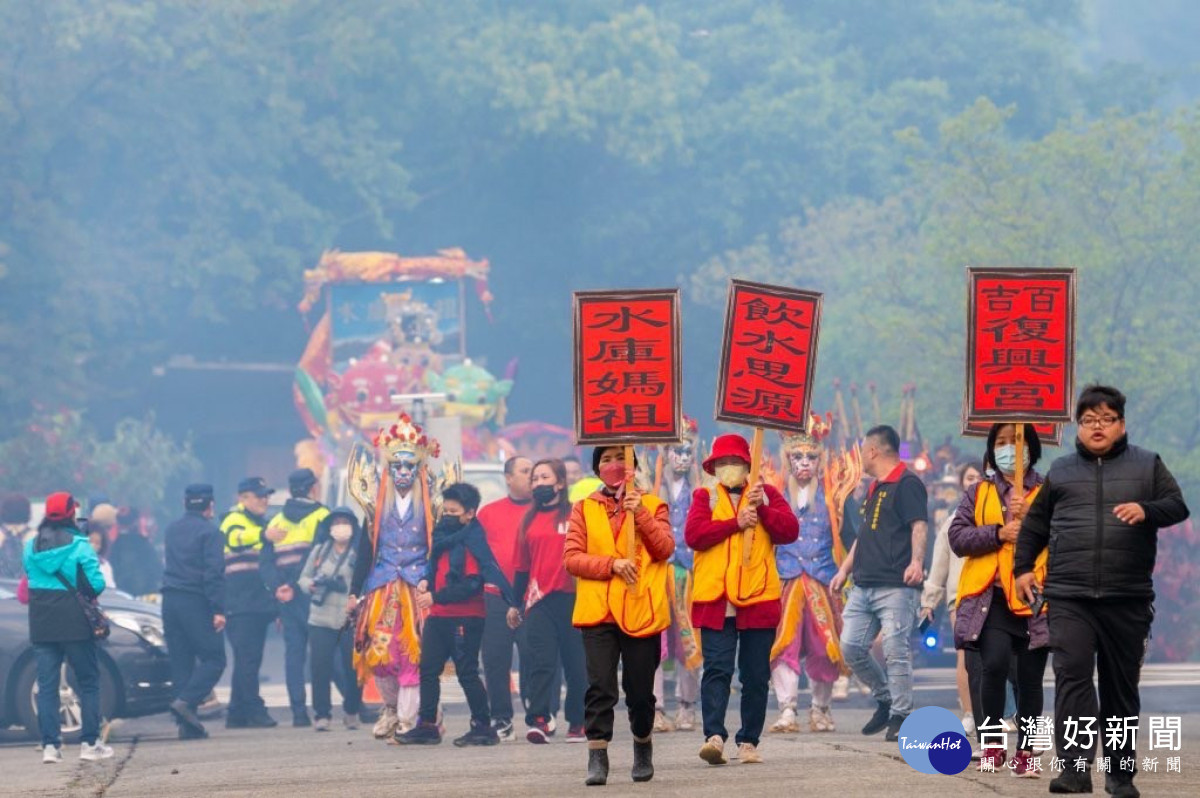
[1015,385,1189,798]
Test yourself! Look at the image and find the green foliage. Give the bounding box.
[0,410,200,508]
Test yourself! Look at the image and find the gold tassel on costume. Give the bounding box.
[770,579,805,662]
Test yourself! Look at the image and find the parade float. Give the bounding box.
[292,249,576,502]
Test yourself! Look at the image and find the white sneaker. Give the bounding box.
[80,742,114,761]
[674,705,696,732]
[653,710,676,733]
[545,716,558,736]
[42,745,61,764]
[961,713,977,736]
[770,707,799,733]
[1001,716,1017,734]
[373,706,399,739]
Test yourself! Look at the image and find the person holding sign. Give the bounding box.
[685,434,799,766]
[1015,386,1189,798]
[948,423,1049,777]
[831,425,928,743]
[563,446,675,786]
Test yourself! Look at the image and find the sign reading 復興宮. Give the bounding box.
[964,268,1077,426]
[715,279,823,435]
[573,289,682,446]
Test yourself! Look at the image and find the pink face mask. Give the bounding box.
[598,461,627,489]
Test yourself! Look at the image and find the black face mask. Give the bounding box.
[532,485,559,506]
[434,514,465,535]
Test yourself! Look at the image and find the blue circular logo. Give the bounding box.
[895,707,972,775]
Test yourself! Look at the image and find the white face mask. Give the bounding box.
[715,463,749,489]
[330,523,353,544]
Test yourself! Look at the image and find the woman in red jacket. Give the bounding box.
[509,459,588,744]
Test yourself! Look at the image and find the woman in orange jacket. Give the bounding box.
[563,446,674,786]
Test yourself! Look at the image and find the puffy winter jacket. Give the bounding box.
[1015,436,1190,600]
[23,523,107,643]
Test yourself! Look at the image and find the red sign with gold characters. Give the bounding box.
[573,289,682,445]
[965,268,1076,423]
[715,280,823,434]
[961,419,1063,447]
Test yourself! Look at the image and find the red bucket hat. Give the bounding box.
[44,491,78,522]
[702,434,752,475]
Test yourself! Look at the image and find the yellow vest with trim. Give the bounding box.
[571,494,671,637]
[221,507,266,553]
[267,506,329,548]
[955,480,1048,615]
[692,485,781,608]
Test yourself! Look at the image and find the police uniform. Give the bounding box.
[222,477,279,728]
[161,484,227,739]
[260,468,329,726]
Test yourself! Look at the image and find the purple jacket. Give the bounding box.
[947,471,1049,651]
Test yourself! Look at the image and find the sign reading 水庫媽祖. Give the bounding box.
[573,289,682,446]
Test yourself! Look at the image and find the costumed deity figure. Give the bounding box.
[347,413,440,739]
[649,416,703,732]
[769,413,846,733]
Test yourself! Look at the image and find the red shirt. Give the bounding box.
[427,548,485,618]
[518,508,574,611]
[684,483,799,630]
[477,496,531,596]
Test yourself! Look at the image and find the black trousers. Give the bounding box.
[581,624,660,742]
[226,612,273,720]
[699,619,774,746]
[482,593,527,722]
[975,590,1048,751]
[309,625,362,720]
[162,590,227,708]
[523,592,586,727]
[419,616,490,725]
[1050,597,1153,766]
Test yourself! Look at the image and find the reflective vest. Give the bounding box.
[266,506,329,570]
[571,494,671,638]
[692,485,781,608]
[956,480,1048,616]
[222,506,266,575]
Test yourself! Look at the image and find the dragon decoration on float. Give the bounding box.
[292,249,573,469]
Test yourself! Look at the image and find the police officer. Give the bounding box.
[221,477,278,728]
[261,468,329,727]
[162,484,227,739]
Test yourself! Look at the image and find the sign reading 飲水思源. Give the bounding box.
[715,279,823,434]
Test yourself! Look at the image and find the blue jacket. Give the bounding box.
[24,524,107,643]
[774,484,838,585]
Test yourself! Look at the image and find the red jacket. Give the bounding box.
[685,483,798,630]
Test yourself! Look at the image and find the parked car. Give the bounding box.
[0,579,172,740]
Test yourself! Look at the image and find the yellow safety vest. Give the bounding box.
[692,485,781,608]
[572,494,671,638]
[265,506,330,569]
[222,506,266,575]
[955,480,1048,616]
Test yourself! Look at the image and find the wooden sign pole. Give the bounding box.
[741,427,764,567]
[623,444,640,595]
[1013,423,1026,503]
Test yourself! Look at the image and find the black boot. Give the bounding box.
[861,700,891,735]
[1105,773,1139,798]
[1048,769,1093,794]
[586,747,609,787]
[631,738,653,783]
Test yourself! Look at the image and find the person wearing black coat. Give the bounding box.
[1015,385,1190,798]
[161,485,227,739]
[109,508,163,597]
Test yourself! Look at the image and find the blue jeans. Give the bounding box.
[839,586,919,717]
[698,619,774,746]
[34,640,101,747]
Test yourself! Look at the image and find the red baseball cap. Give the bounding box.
[44,492,78,522]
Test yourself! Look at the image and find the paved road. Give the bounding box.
[5,681,1200,797]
